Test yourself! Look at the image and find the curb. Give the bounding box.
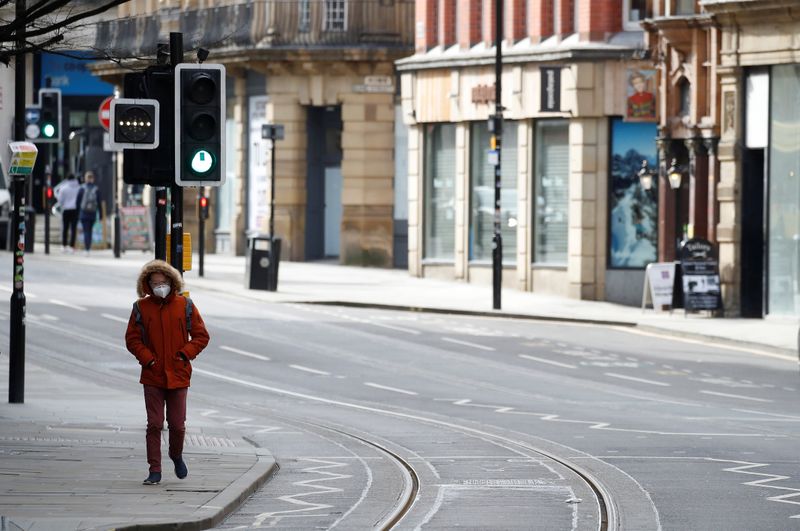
[300,300,639,328]
[113,452,277,531]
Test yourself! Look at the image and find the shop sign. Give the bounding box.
[353,75,394,93]
[676,238,722,312]
[472,84,495,105]
[642,262,675,311]
[540,67,561,112]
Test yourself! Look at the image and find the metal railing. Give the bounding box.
[95,0,412,57]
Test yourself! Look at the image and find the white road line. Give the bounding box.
[220,345,271,361]
[700,390,773,403]
[289,364,330,376]
[365,321,421,335]
[442,337,496,351]
[519,354,577,369]
[101,313,129,324]
[48,299,87,311]
[604,372,670,387]
[364,382,418,396]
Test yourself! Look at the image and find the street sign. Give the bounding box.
[8,142,38,175]
[98,95,113,131]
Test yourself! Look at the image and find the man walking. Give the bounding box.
[125,260,210,485]
[76,171,102,256]
[54,173,80,252]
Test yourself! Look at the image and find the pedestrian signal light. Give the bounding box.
[46,187,53,200]
[175,63,226,187]
[199,195,209,219]
[109,98,160,150]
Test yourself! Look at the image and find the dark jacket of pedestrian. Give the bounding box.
[125,260,209,389]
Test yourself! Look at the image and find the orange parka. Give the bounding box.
[125,260,210,389]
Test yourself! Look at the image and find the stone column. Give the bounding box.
[567,117,606,300]
[655,135,673,262]
[265,87,307,261]
[716,67,743,314]
[340,92,395,267]
[407,124,422,277]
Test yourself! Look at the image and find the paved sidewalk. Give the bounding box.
[0,355,275,531]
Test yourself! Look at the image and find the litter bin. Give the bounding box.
[245,235,281,291]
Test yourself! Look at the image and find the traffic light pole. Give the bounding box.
[9,0,27,404]
[154,187,167,261]
[44,144,51,255]
[198,190,205,277]
[113,150,121,258]
[491,0,503,311]
[169,32,184,276]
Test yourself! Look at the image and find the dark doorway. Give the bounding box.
[741,148,766,317]
[305,106,342,260]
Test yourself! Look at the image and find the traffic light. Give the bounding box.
[109,98,160,150]
[198,194,209,219]
[175,63,226,187]
[38,89,61,142]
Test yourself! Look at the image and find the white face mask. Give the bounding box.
[152,284,171,298]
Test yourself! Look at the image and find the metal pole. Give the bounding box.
[270,137,276,239]
[198,189,205,277]
[113,150,121,258]
[169,32,184,275]
[44,145,50,255]
[154,187,167,260]
[491,0,503,310]
[9,0,26,404]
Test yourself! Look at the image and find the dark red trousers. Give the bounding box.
[144,385,188,473]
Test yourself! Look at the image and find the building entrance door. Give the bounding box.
[306,106,343,260]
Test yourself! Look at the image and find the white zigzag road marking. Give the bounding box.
[251,458,353,528]
[198,409,290,434]
[437,399,774,437]
[712,459,800,518]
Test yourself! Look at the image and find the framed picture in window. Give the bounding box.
[625,69,657,122]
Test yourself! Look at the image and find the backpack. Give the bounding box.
[80,185,98,213]
[132,296,193,346]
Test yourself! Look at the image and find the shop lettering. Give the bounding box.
[472,84,495,104]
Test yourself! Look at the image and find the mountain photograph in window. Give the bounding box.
[609,118,658,268]
[625,69,656,122]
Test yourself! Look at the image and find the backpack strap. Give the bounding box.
[132,301,147,345]
[184,296,193,335]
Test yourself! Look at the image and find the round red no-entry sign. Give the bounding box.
[98,96,113,131]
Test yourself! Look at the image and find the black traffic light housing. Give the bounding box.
[25,89,61,143]
[109,98,160,150]
[175,63,226,187]
[121,66,175,186]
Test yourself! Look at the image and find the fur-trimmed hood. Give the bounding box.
[136,259,184,298]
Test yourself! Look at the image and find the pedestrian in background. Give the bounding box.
[54,173,80,253]
[125,260,210,486]
[76,171,102,256]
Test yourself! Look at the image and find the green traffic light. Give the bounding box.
[190,149,214,174]
[42,123,55,138]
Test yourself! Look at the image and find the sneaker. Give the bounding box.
[83,250,90,256]
[142,471,161,485]
[172,456,188,479]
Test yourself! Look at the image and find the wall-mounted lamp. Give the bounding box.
[667,158,683,190]
[637,159,657,191]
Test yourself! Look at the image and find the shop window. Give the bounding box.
[468,121,518,264]
[324,0,347,31]
[608,118,658,268]
[424,123,456,261]
[767,64,800,315]
[533,120,569,265]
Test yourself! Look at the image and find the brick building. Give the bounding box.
[398,0,659,305]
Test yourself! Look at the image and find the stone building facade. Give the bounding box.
[92,0,413,266]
